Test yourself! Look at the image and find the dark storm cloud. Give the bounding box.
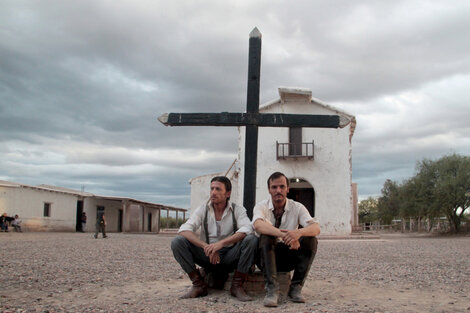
[1,0,470,206]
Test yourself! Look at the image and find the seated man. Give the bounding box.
[1,213,11,232]
[12,215,22,232]
[253,172,320,307]
[171,176,258,301]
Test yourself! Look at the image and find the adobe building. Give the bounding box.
[0,180,186,233]
[190,87,358,235]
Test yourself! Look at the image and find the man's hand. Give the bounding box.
[280,229,301,246]
[204,242,224,264]
[289,239,300,250]
[209,251,221,264]
[204,242,224,257]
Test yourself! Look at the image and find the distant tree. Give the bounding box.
[398,177,420,219]
[160,217,187,228]
[411,162,442,221]
[415,154,470,233]
[358,197,379,224]
[374,154,470,233]
[377,179,400,225]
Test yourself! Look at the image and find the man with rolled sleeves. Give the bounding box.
[171,176,258,301]
[253,172,320,307]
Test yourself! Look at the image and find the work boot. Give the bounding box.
[259,235,279,307]
[288,284,305,303]
[288,236,317,303]
[180,269,208,299]
[230,271,252,301]
[263,284,279,307]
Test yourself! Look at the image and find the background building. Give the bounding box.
[0,180,186,233]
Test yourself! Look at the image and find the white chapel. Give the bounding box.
[190,87,357,235]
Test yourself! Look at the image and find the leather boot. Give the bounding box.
[264,283,279,307]
[260,236,279,307]
[180,269,208,299]
[230,271,252,301]
[288,259,308,303]
[288,237,317,303]
[288,284,305,303]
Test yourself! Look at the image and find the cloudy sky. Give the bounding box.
[1,0,469,209]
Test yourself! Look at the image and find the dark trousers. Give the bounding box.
[94,224,106,238]
[171,234,258,275]
[258,234,318,286]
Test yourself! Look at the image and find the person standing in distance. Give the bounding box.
[81,212,87,233]
[94,213,107,239]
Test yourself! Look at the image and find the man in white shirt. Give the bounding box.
[171,176,257,301]
[253,172,320,307]
[12,214,22,232]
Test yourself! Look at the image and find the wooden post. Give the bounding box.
[243,27,262,219]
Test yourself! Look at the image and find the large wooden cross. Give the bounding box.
[158,28,348,219]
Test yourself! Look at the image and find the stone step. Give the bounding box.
[319,234,381,240]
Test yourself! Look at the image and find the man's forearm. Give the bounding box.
[299,223,321,237]
[179,231,208,248]
[254,219,284,237]
[205,232,246,259]
[218,232,246,247]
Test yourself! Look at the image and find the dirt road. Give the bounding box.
[1,232,468,312]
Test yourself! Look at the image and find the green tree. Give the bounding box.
[416,154,470,233]
[398,177,420,219]
[412,161,442,221]
[374,154,470,233]
[377,179,400,224]
[160,217,187,228]
[358,197,379,224]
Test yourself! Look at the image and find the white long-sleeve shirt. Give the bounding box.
[252,198,319,237]
[178,201,253,244]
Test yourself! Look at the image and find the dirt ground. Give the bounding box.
[0,232,469,313]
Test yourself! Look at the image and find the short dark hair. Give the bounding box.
[211,176,232,192]
[267,172,289,188]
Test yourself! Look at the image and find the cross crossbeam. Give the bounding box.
[158,112,349,128]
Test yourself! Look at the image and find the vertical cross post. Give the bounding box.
[243,28,262,219]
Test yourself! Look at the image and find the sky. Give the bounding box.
[1,0,470,209]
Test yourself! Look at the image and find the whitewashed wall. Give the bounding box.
[1,183,165,233]
[0,186,79,231]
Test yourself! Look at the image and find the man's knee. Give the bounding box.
[300,236,318,252]
[259,234,276,249]
[242,234,259,250]
[171,235,189,252]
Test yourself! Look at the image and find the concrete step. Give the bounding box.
[319,234,381,240]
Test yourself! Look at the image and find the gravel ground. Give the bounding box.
[0,232,469,313]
